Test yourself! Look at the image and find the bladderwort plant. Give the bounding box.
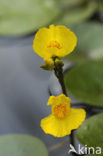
[33,24,86,156]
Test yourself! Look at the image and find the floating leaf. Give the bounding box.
[65,61,103,107]
[0,0,60,36]
[56,0,83,8]
[55,2,97,25]
[76,113,103,154]
[98,1,103,12]
[0,134,48,156]
[64,47,88,64]
[65,22,103,62]
[72,22,103,58]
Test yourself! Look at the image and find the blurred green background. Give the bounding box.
[0,0,103,156]
[0,0,103,36]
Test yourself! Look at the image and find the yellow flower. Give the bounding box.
[33,25,77,59]
[40,94,86,137]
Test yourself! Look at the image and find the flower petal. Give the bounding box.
[47,94,71,106]
[66,108,86,131]
[33,27,51,58]
[40,108,86,137]
[47,96,56,106]
[53,25,77,57]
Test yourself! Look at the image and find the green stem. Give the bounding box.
[54,63,67,96]
[54,61,77,155]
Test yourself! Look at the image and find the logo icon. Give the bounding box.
[68,144,77,154]
[68,144,101,155]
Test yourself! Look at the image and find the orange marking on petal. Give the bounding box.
[47,40,62,49]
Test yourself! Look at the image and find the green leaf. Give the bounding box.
[74,23,103,51]
[65,22,103,62]
[55,2,97,25]
[56,0,83,8]
[0,0,60,36]
[98,1,103,12]
[65,60,103,107]
[64,47,88,64]
[76,113,103,154]
[72,22,103,59]
[0,134,48,156]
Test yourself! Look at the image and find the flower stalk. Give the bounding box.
[54,58,67,96]
[53,58,76,154]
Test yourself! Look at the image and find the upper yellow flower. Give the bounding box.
[33,25,77,59]
[41,94,86,137]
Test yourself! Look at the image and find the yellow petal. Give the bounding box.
[58,94,71,104]
[47,94,71,106]
[47,96,56,106]
[40,108,86,137]
[33,27,51,58]
[33,25,77,59]
[53,25,77,57]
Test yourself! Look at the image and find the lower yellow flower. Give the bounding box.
[40,94,86,137]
